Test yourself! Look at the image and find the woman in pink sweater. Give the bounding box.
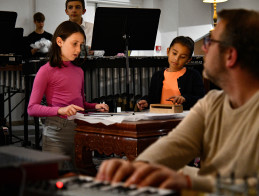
[28,21,109,169]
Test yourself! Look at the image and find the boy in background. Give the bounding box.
[27,12,52,57]
[65,0,94,55]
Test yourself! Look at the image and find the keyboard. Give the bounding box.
[25,175,177,196]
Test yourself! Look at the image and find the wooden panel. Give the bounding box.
[74,118,182,175]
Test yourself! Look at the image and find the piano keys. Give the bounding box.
[25,175,177,196]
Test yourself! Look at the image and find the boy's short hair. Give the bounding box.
[65,0,85,10]
[33,12,45,22]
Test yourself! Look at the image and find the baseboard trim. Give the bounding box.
[8,120,35,126]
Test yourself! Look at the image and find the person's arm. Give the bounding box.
[27,66,60,117]
[135,97,217,191]
[136,99,205,169]
[179,69,205,110]
[28,66,85,117]
[84,101,97,110]
[136,70,163,111]
[138,98,215,192]
[96,96,217,192]
[81,77,109,112]
[147,70,164,105]
[137,70,164,111]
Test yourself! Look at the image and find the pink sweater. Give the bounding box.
[27,61,96,117]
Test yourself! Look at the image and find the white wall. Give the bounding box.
[35,0,67,35]
[178,0,213,42]
[154,0,179,55]
[217,0,259,11]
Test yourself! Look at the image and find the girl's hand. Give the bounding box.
[166,96,186,105]
[57,104,84,116]
[95,103,109,112]
[137,100,148,111]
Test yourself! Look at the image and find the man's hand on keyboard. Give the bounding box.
[96,158,135,183]
[96,158,190,190]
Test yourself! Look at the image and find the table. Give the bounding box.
[74,117,182,175]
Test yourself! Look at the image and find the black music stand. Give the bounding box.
[91,7,160,110]
[0,11,17,28]
[0,11,23,55]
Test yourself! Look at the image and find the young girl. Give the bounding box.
[137,36,205,111]
[27,21,109,167]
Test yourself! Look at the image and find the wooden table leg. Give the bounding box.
[74,133,97,176]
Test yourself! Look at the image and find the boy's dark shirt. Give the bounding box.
[26,31,52,58]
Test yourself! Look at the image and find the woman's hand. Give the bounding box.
[166,96,186,105]
[57,104,84,116]
[95,103,109,112]
[137,100,148,111]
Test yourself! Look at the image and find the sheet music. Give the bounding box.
[68,111,189,126]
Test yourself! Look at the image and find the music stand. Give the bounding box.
[91,7,160,110]
[0,11,23,54]
[0,11,17,29]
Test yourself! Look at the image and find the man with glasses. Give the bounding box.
[95,9,259,192]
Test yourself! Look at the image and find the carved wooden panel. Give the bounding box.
[74,118,182,175]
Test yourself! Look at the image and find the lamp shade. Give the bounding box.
[203,0,228,3]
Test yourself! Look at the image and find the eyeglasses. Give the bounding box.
[203,35,228,50]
